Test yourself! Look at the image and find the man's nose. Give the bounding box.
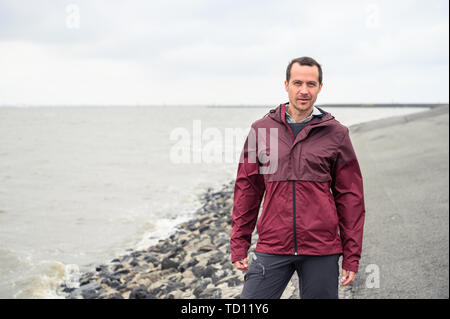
[299,85,309,95]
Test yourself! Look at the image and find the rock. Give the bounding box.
[169,290,184,299]
[199,288,222,299]
[101,278,111,286]
[164,281,186,295]
[227,277,242,287]
[120,255,132,263]
[129,286,156,299]
[81,288,100,299]
[213,232,229,245]
[113,264,123,272]
[121,290,131,299]
[207,252,224,266]
[211,269,226,284]
[109,280,121,289]
[187,220,199,231]
[79,281,101,290]
[143,252,159,266]
[149,280,184,298]
[214,237,229,248]
[167,247,184,259]
[137,278,151,288]
[148,283,165,297]
[192,265,216,279]
[62,286,76,293]
[178,258,199,273]
[107,274,122,282]
[69,288,82,298]
[130,251,142,258]
[161,258,180,270]
[191,266,203,278]
[202,266,217,278]
[179,270,195,287]
[95,265,107,272]
[224,198,234,207]
[153,242,176,254]
[198,244,215,252]
[193,279,211,298]
[79,275,94,287]
[179,239,188,247]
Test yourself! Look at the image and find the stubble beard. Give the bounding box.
[289,98,314,115]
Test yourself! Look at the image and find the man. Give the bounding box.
[230,57,365,299]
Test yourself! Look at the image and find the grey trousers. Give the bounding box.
[240,252,340,299]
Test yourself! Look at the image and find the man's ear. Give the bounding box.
[284,80,289,92]
[318,82,323,93]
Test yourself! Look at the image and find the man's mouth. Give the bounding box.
[298,98,310,103]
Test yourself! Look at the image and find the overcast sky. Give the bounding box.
[0,0,448,106]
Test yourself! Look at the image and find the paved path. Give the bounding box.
[345,105,449,298]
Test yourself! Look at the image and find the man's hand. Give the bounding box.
[341,269,356,286]
[234,258,248,271]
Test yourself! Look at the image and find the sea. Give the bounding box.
[0,105,429,298]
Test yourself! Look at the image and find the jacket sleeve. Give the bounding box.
[230,126,266,263]
[331,128,365,273]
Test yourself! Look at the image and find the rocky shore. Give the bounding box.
[59,180,299,299]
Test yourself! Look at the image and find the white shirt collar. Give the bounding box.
[285,105,321,124]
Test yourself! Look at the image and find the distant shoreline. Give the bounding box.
[206,103,447,109]
[0,103,447,109]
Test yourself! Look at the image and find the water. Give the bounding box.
[0,105,428,298]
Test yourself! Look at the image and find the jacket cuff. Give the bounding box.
[231,252,248,264]
[342,261,359,273]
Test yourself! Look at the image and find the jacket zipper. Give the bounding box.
[277,104,333,256]
[292,181,298,255]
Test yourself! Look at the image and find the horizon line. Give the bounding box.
[0,102,448,108]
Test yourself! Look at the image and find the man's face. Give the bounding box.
[284,63,323,113]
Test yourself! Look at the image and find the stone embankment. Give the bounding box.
[59,181,290,299]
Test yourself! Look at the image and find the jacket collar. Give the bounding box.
[268,102,334,125]
[267,103,335,145]
[285,104,323,124]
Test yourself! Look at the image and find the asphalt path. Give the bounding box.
[345,105,449,298]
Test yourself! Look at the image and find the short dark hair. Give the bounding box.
[286,57,323,84]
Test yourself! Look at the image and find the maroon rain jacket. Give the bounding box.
[230,103,365,273]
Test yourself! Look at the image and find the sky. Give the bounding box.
[0,0,448,106]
